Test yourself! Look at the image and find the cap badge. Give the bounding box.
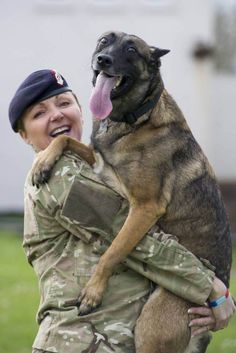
[52,69,64,86]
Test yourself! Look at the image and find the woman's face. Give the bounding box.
[19,92,83,151]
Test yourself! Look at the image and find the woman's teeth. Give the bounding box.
[50,126,70,137]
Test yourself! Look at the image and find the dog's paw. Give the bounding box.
[31,150,58,187]
[77,287,102,316]
[76,278,107,316]
[77,300,100,316]
[63,296,99,316]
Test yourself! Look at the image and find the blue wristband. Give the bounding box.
[209,288,229,308]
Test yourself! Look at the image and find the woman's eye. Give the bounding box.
[127,46,137,53]
[59,100,70,107]
[33,110,45,119]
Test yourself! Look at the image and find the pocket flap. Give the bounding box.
[62,175,123,234]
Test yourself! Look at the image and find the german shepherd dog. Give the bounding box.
[32,31,232,353]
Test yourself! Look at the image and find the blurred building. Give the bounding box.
[0,0,235,230]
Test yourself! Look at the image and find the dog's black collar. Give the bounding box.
[122,88,163,124]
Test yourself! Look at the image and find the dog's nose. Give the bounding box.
[97,54,113,67]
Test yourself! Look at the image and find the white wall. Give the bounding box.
[0,0,235,211]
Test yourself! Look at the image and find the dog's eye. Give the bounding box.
[100,37,108,45]
[127,46,137,53]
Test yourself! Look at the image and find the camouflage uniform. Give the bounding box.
[23,152,215,353]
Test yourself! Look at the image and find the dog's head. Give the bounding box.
[89,31,169,121]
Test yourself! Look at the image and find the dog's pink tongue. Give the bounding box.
[89,72,116,120]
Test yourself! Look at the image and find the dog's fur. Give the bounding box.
[32,31,232,353]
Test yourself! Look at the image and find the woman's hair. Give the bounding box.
[16,117,25,132]
[72,92,82,111]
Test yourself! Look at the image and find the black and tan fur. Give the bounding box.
[32,31,232,353]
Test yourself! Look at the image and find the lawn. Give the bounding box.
[207,246,236,353]
[0,232,39,353]
[0,231,235,353]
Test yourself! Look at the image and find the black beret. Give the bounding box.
[9,69,72,132]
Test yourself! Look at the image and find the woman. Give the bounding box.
[9,69,235,353]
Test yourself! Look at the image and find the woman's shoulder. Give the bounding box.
[25,152,84,209]
[51,151,83,179]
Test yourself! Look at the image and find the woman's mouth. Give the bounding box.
[50,126,71,137]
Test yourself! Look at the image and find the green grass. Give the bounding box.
[207,247,236,353]
[0,232,39,353]
[0,231,235,353]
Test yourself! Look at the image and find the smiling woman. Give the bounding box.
[9,69,83,151]
[19,93,83,151]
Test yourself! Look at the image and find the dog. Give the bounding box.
[32,31,232,353]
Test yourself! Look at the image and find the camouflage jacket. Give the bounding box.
[23,152,215,353]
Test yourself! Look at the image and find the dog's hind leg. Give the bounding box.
[184,333,212,353]
[135,288,191,353]
[135,287,212,353]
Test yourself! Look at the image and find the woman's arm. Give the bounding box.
[189,277,235,336]
[58,164,213,304]
[36,155,234,332]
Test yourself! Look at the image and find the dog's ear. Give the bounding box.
[150,47,170,67]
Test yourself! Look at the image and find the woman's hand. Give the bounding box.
[188,305,215,337]
[208,277,235,331]
[188,277,236,337]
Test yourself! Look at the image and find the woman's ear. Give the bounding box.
[19,129,31,145]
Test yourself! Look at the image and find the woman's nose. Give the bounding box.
[50,107,63,121]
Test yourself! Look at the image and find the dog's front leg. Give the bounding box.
[32,135,95,186]
[77,200,166,315]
